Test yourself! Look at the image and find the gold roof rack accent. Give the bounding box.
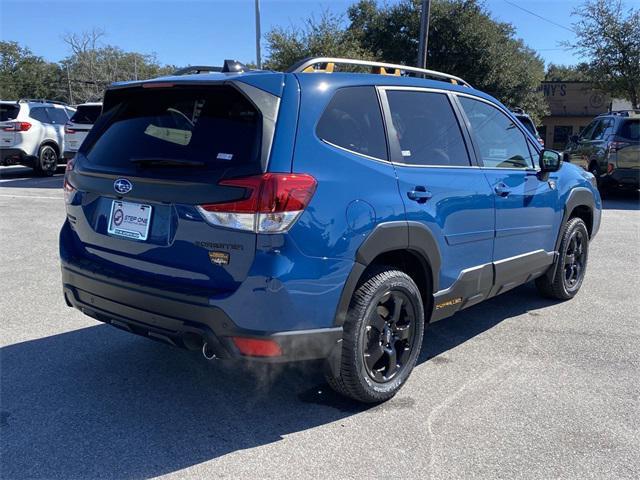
[288,57,471,87]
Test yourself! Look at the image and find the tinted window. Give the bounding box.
[515,115,537,136]
[618,119,640,141]
[71,105,102,124]
[592,118,613,140]
[46,107,69,124]
[387,91,470,166]
[29,107,50,123]
[82,86,261,174]
[553,126,574,148]
[0,104,20,121]
[460,97,533,168]
[580,120,599,140]
[316,86,387,160]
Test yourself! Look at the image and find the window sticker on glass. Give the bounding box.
[401,150,412,157]
[144,124,192,146]
[489,148,507,158]
[217,153,234,160]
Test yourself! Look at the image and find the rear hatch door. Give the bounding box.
[66,104,102,152]
[67,80,281,293]
[0,104,20,147]
[614,118,640,169]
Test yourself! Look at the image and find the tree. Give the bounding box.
[264,0,548,122]
[545,63,591,81]
[0,41,64,100]
[347,0,548,121]
[567,0,640,108]
[264,10,373,71]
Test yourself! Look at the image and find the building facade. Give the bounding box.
[539,82,610,150]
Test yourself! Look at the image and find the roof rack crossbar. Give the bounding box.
[288,57,471,87]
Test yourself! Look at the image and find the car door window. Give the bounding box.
[46,108,69,125]
[591,118,613,141]
[459,96,533,169]
[316,86,388,160]
[386,90,471,166]
[580,120,600,140]
[29,107,50,124]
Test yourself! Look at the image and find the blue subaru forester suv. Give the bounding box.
[60,58,601,403]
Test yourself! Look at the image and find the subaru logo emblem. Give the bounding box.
[113,178,132,195]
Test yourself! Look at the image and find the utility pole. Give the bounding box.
[417,0,431,69]
[255,0,262,69]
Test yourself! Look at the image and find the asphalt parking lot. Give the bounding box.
[1,165,639,480]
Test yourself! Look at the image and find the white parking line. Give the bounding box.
[0,194,62,200]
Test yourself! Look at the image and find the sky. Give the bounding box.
[0,0,634,68]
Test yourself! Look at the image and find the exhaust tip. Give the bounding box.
[202,342,217,360]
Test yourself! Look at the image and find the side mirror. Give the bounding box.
[540,149,562,173]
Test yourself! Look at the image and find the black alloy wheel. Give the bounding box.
[363,290,417,383]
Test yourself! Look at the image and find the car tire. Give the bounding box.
[325,267,425,403]
[536,217,589,300]
[34,144,58,177]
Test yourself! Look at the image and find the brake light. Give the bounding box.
[3,122,31,132]
[232,337,282,357]
[63,159,76,205]
[609,141,630,152]
[197,173,317,233]
[65,123,76,134]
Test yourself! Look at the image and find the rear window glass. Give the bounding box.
[316,86,388,160]
[71,105,102,124]
[618,119,640,141]
[81,86,261,174]
[1,104,19,121]
[515,115,537,136]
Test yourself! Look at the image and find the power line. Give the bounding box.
[503,0,576,33]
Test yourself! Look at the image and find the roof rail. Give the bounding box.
[18,98,68,106]
[604,109,640,117]
[288,57,471,87]
[173,60,251,76]
[172,65,223,76]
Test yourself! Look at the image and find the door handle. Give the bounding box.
[494,182,511,197]
[407,186,432,203]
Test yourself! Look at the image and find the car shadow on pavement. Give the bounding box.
[0,283,555,479]
[601,189,639,210]
[0,166,64,189]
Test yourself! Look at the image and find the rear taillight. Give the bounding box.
[197,173,317,233]
[3,122,31,132]
[63,160,76,205]
[65,123,75,134]
[609,141,630,152]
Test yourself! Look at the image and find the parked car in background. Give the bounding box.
[0,99,75,176]
[64,102,102,159]
[512,108,544,146]
[564,110,640,191]
[60,58,601,403]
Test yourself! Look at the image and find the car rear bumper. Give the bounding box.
[604,168,640,188]
[61,261,343,362]
[0,148,29,166]
[63,150,77,160]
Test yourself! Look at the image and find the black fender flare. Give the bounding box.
[556,187,595,251]
[333,221,441,326]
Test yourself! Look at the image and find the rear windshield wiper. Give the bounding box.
[130,158,205,167]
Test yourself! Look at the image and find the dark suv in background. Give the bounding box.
[564,110,640,191]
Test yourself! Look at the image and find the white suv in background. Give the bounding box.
[63,102,102,160]
[0,99,75,176]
